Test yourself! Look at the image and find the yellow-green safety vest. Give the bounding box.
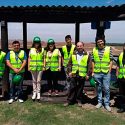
[29,48,44,71]
[10,50,25,73]
[118,52,125,78]
[72,54,89,77]
[46,49,59,71]
[62,45,75,67]
[93,46,110,73]
[0,51,6,76]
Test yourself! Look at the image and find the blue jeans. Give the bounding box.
[94,73,111,106]
[9,73,24,99]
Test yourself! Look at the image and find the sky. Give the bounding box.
[0,0,124,7]
[0,0,125,43]
[0,21,123,43]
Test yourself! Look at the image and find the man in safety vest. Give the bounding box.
[116,43,125,113]
[64,42,91,107]
[0,50,6,81]
[61,35,75,90]
[6,41,27,104]
[91,36,113,112]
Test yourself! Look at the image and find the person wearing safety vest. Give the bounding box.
[28,36,45,101]
[116,43,125,113]
[0,50,6,80]
[61,35,75,90]
[44,39,61,96]
[91,36,113,112]
[64,42,91,107]
[6,41,27,104]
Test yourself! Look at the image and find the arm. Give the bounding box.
[18,60,27,73]
[6,60,19,73]
[43,50,46,71]
[58,50,62,71]
[66,56,72,77]
[86,54,92,80]
[109,61,113,73]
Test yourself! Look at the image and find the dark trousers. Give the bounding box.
[9,73,24,100]
[118,78,125,108]
[46,69,59,91]
[67,76,85,104]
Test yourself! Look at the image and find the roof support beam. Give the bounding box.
[23,22,27,50]
[75,22,80,44]
[1,20,9,98]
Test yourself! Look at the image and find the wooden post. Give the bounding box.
[75,22,80,45]
[23,22,27,50]
[1,20,9,98]
[96,21,105,38]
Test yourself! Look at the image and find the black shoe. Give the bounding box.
[117,108,125,113]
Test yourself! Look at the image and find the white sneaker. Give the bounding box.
[37,93,41,100]
[18,99,24,103]
[32,92,37,100]
[8,99,14,104]
[105,106,111,112]
[96,103,102,109]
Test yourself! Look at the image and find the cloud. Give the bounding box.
[106,0,115,4]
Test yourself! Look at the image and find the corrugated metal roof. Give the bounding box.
[0,0,124,7]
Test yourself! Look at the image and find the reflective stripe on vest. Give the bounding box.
[46,49,59,71]
[93,46,110,73]
[0,51,6,76]
[72,54,88,77]
[62,45,75,67]
[29,48,44,71]
[118,52,125,78]
[10,50,25,73]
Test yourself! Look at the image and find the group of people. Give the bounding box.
[0,35,125,113]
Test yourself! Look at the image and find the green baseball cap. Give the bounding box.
[33,36,41,43]
[47,38,55,44]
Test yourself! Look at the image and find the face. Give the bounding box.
[34,43,40,49]
[97,39,104,49]
[49,44,54,51]
[76,42,84,53]
[65,38,72,46]
[12,43,20,52]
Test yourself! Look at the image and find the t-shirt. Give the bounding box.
[6,50,27,61]
[91,46,113,62]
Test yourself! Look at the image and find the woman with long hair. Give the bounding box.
[44,39,61,96]
[28,36,45,101]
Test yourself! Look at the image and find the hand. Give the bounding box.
[13,68,19,74]
[69,72,72,77]
[43,67,46,71]
[86,75,89,80]
[58,67,61,71]
[92,72,94,77]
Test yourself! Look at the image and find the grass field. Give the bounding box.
[0,99,125,125]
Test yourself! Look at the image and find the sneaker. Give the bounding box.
[117,108,125,113]
[55,90,59,96]
[18,99,24,103]
[37,93,41,100]
[8,99,14,104]
[78,102,82,107]
[48,90,52,96]
[64,102,70,107]
[32,92,37,100]
[105,106,111,112]
[96,103,102,109]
